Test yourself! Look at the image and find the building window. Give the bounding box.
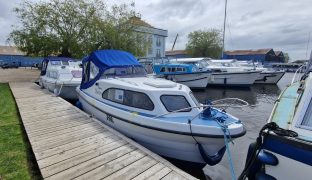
[160,95,191,112]
[148,36,153,43]
[148,47,153,55]
[156,49,161,58]
[102,88,154,111]
[156,37,161,47]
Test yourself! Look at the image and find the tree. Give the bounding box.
[284,52,290,63]
[186,29,222,58]
[8,0,148,58]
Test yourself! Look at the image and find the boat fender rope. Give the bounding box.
[188,119,226,166]
[198,143,226,166]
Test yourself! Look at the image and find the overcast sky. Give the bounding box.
[1,0,311,60]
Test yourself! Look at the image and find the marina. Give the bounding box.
[1,67,308,180]
[0,0,311,179]
[8,81,197,180]
[1,63,309,180]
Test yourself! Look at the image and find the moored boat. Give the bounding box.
[174,58,261,87]
[153,63,212,89]
[239,53,312,180]
[39,57,82,100]
[236,60,285,84]
[77,50,246,165]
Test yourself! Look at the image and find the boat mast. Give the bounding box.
[222,0,228,58]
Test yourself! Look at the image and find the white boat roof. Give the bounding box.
[209,59,237,63]
[99,77,188,92]
[172,58,209,63]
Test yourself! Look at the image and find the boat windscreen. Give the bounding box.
[51,61,62,65]
[189,92,200,107]
[300,100,312,130]
[102,66,146,78]
[62,61,69,65]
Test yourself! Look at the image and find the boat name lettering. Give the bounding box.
[106,114,114,123]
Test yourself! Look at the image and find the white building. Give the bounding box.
[130,16,168,58]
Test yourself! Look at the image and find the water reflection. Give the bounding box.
[194,84,281,106]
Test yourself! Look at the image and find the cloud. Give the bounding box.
[1,0,311,60]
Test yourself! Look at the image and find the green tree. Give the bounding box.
[284,52,290,63]
[186,29,222,58]
[8,0,148,58]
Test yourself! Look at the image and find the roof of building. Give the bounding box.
[274,51,283,56]
[165,50,188,56]
[0,46,25,55]
[129,16,153,28]
[224,48,273,55]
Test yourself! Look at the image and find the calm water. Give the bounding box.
[189,73,297,179]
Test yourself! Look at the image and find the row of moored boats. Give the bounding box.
[148,58,285,89]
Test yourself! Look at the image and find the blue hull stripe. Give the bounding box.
[263,134,312,166]
[79,90,246,138]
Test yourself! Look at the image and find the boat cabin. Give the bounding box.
[153,64,198,75]
[40,57,82,79]
[79,50,202,116]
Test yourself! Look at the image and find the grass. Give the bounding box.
[0,83,42,180]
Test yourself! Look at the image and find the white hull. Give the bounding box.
[254,71,285,84]
[77,90,243,164]
[162,72,210,88]
[210,71,261,87]
[40,78,80,100]
[265,150,312,180]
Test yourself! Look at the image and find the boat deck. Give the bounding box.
[9,82,197,180]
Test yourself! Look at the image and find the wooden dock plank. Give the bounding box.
[103,156,158,180]
[145,167,172,180]
[44,144,134,179]
[35,133,117,160]
[9,82,197,180]
[132,163,167,180]
[162,171,188,180]
[74,150,145,180]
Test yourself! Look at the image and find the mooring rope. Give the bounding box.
[216,117,237,180]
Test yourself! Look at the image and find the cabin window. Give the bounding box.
[61,61,69,65]
[160,67,165,72]
[189,92,200,107]
[82,61,90,84]
[51,61,61,65]
[160,95,191,112]
[102,67,146,77]
[90,61,99,80]
[176,67,185,72]
[300,100,312,130]
[102,88,154,111]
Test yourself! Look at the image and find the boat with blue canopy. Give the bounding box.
[77,49,246,165]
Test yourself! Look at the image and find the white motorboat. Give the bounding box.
[173,58,261,87]
[209,59,285,84]
[39,57,82,100]
[153,63,212,89]
[240,53,312,180]
[77,50,246,165]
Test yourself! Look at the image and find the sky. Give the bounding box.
[1,0,311,60]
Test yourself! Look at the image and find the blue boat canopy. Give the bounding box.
[80,50,144,89]
[83,50,142,69]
